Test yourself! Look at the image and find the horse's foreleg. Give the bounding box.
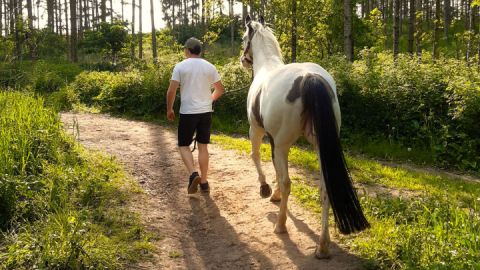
[316,164,331,259]
[249,126,271,198]
[273,145,290,234]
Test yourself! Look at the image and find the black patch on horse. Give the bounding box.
[252,90,264,128]
[286,76,304,103]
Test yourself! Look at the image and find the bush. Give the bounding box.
[324,50,480,171]
[215,61,251,119]
[72,63,174,115]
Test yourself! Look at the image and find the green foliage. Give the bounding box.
[82,21,129,62]
[34,29,69,59]
[322,50,480,171]
[0,91,153,268]
[72,62,174,115]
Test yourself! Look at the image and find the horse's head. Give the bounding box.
[240,15,266,69]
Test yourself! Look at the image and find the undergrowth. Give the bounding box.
[0,91,153,269]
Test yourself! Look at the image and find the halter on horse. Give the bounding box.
[241,15,370,259]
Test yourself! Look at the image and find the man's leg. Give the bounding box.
[197,143,209,183]
[178,146,195,174]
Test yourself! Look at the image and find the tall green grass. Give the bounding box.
[0,91,153,269]
[211,134,480,270]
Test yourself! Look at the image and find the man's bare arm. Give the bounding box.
[166,80,180,121]
[212,81,225,101]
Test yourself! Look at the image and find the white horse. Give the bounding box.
[240,15,369,259]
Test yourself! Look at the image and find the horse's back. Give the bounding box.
[258,62,338,137]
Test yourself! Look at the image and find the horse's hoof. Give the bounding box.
[315,246,331,259]
[274,224,287,234]
[270,189,281,202]
[260,184,272,198]
[270,195,281,202]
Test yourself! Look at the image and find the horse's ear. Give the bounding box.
[259,15,265,26]
[245,14,252,26]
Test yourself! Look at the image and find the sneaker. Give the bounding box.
[200,182,210,193]
[188,172,201,194]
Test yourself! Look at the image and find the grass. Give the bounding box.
[0,91,154,269]
[211,134,480,270]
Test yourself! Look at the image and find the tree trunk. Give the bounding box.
[444,0,450,39]
[109,0,112,22]
[432,0,440,59]
[344,0,354,61]
[150,0,157,62]
[79,0,83,39]
[36,0,40,29]
[183,0,187,24]
[94,0,99,28]
[415,0,422,58]
[70,0,78,62]
[291,0,297,62]
[466,1,472,63]
[26,0,34,58]
[138,0,143,59]
[393,0,400,58]
[230,0,234,55]
[242,0,247,21]
[47,0,55,31]
[64,0,69,39]
[131,0,135,59]
[84,0,89,29]
[101,0,106,22]
[121,0,124,21]
[13,0,21,59]
[408,0,415,54]
[55,0,60,34]
[201,0,205,24]
[0,0,3,37]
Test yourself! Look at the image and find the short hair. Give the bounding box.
[184,37,202,55]
[188,46,201,55]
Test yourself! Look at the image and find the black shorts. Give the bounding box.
[178,112,212,146]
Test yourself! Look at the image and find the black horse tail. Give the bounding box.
[301,73,370,235]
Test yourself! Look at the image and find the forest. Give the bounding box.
[1,0,480,269]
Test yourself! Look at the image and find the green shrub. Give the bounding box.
[323,50,480,171]
[214,61,251,120]
[72,60,175,115]
[46,85,80,111]
[0,91,152,268]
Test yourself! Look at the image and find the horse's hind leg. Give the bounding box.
[305,131,331,259]
[316,168,331,259]
[249,126,271,198]
[273,145,291,234]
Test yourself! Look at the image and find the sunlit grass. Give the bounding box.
[0,91,154,269]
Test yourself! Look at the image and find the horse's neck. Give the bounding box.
[252,48,284,77]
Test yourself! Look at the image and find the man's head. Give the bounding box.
[184,37,202,57]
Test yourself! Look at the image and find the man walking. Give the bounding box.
[166,37,225,194]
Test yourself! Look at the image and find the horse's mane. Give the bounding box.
[250,21,283,62]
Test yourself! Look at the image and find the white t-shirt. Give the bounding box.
[171,58,221,114]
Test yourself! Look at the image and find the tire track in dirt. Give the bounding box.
[61,112,365,270]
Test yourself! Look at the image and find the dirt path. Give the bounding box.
[61,113,364,270]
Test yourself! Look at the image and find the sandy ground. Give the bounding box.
[61,112,365,270]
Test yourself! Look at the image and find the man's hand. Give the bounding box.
[166,80,180,122]
[167,109,175,121]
